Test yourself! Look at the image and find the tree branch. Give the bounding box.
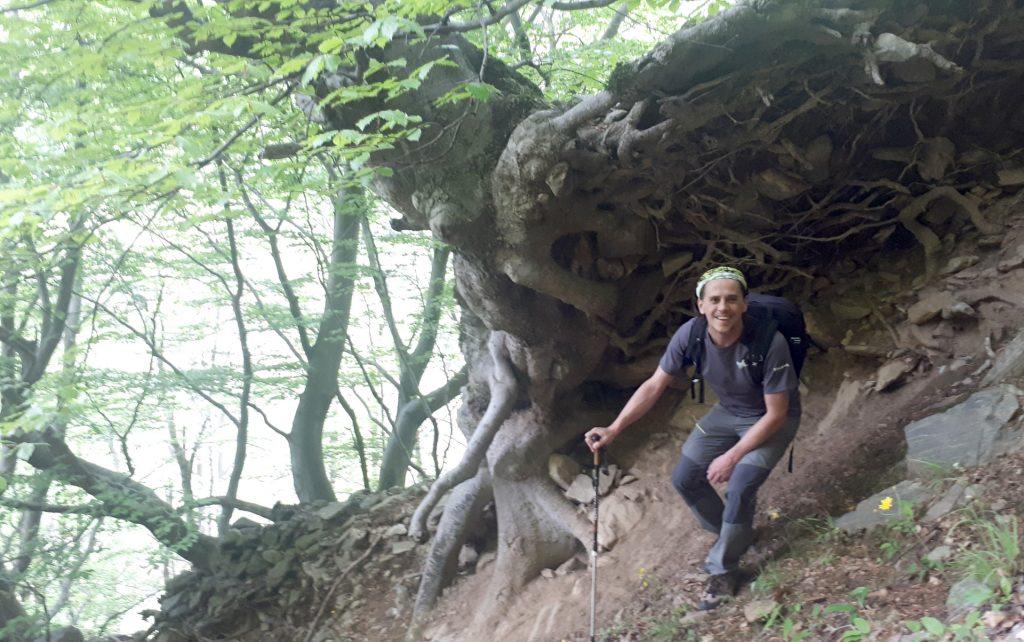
[18,431,218,568]
[187,496,274,521]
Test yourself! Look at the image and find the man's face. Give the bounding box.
[696,279,747,336]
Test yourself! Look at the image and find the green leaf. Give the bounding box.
[301,55,327,86]
[824,603,857,615]
[465,82,500,101]
[319,36,345,53]
[920,617,944,636]
[852,616,870,634]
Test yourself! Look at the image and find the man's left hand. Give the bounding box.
[707,452,739,484]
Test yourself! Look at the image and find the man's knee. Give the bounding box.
[671,455,708,498]
[722,464,771,523]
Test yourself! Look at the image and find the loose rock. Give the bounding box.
[548,454,582,490]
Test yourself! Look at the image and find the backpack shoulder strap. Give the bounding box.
[745,314,778,385]
[686,316,708,402]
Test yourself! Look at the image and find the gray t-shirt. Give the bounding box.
[659,318,801,418]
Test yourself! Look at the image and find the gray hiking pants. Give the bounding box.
[670,404,799,575]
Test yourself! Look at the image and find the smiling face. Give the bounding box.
[696,278,747,340]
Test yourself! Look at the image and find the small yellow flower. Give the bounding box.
[767,509,781,521]
[878,496,894,512]
[637,567,646,578]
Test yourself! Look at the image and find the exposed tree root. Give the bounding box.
[410,467,493,621]
[409,332,517,542]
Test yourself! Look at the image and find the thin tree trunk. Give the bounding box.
[377,366,467,489]
[289,181,362,502]
[218,215,253,533]
[365,227,463,490]
[334,390,371,491]
[601,1,629,40]
[50,518,102,617]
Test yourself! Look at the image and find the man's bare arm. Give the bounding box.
[584,366,676,451]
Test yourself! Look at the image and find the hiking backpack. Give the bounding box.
[684,293,810,405]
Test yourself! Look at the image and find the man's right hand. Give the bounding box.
[584,426,617,452]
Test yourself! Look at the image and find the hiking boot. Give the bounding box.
[697,572,737,611]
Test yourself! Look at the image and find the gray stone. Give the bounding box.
[904,385,1021,476]
[598,464,619,496]
[556,556,584,576]
[743,598,779,623]
[358,493,381,510]
[391,541,416,555]
[941,255,979,275]
[941,301,976,320]
[680,611,710,625]
[457,545,478,568]
[385,523,407,538]
[476,551,496,571]
[907,291,957,324]
[983,329,1024,385]
[875,359,915,392]
[835,480,936,534]
[316,502,348,521]
[266,555,293,589]
[294,532,320,550]
[996,168,1024,186]
[261,549,283,564]
[947,577,992,619]
[565,474,593,504]
[922,481,969,523]
[998,247,1024,273]
[924,545,952,563]
[596,495,644,549]
[752,167,810,201]
[540,568,556,578]
[548,454,581,490]
[830,301,872,320]
[230,517,262,531]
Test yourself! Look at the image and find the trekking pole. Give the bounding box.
[588,434,602,642]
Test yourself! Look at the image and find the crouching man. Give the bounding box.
[585,267,800,610]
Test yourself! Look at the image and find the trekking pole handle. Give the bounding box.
[588,433,602,466]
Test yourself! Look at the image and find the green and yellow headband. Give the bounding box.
[695,267,747,298]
